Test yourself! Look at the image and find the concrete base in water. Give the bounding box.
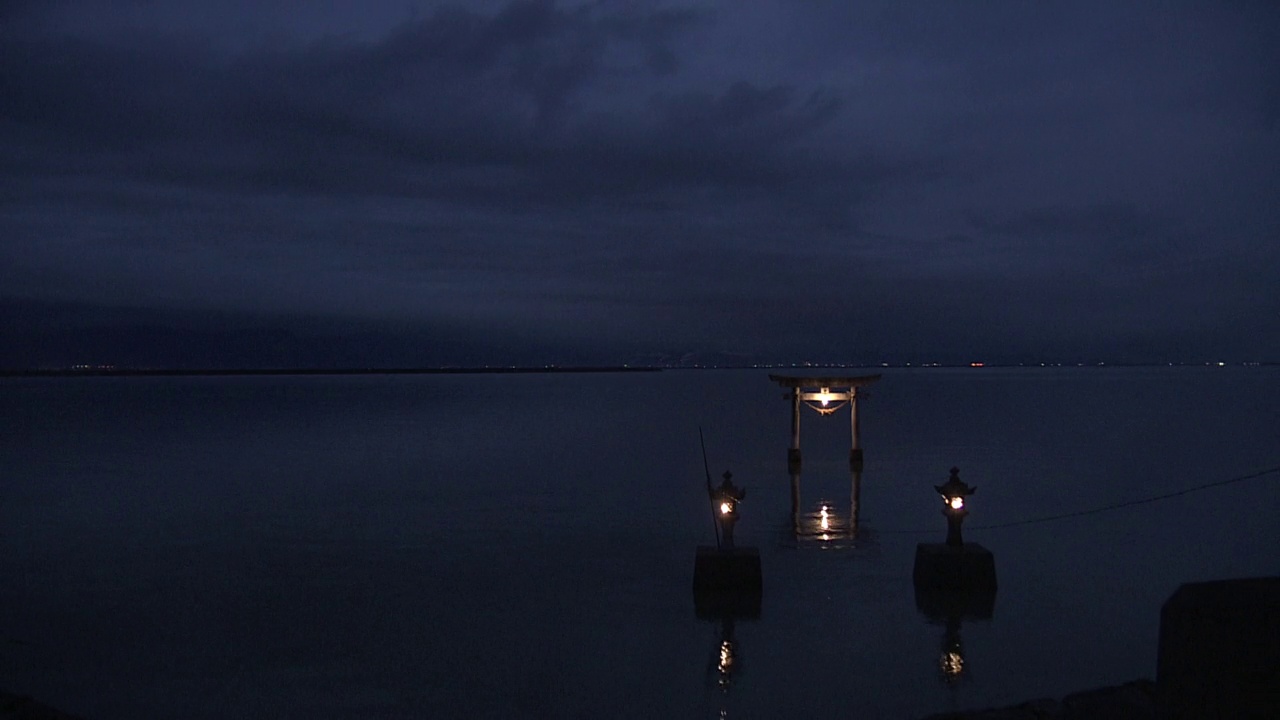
[849,447,863,469]
[912,543,997,593]
[692,546,762,619]
[1157,576,1280,719]
[913,584,996,622]
[787,448,802,473]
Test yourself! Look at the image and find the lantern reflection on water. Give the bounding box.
[939,617,966,684]
[940,648,965,682]
[717,638,736,688]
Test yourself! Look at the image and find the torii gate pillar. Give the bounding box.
[849,388,862,467]
[788,387,802,472]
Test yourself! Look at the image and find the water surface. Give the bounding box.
[2,368,1277,718]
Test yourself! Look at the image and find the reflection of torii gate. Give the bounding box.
[770,374,881,471]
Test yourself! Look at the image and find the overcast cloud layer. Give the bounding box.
[3,1,1278,367]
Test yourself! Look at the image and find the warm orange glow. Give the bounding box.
[718,640,736,687]
[940,650,964,679]
[720,502,732,515]
[802,386,848,415]
[949,496,964,510]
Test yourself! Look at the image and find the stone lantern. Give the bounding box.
[935,467,975,548]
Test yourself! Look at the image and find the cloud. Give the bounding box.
[1,1,1277,366]
[1,0,879,253]
[3,3,703,189]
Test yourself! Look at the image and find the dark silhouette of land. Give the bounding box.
[0,366,661,378]
[0,691,84,719]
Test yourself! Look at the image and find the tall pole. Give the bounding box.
[699,427,721,550]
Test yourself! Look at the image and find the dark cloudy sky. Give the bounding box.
[3,1,1278,367]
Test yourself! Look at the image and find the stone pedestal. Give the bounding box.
[693,546,762,619]
[912,543,997,593]
[1157,576,1280,719]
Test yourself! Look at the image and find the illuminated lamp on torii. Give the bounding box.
[770,374,881,471]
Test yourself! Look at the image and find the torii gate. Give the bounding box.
[770,374,881,471]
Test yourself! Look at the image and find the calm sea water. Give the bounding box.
[2,368,1278,718]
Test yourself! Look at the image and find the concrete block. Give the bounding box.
[914,585,996,621]
[912,543,997,593]
[1157,576,1280,719]
[693,546,762,619]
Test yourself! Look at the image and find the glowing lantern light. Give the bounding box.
[802,386,848,415]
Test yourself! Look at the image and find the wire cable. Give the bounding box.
[875,464,1280,535]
